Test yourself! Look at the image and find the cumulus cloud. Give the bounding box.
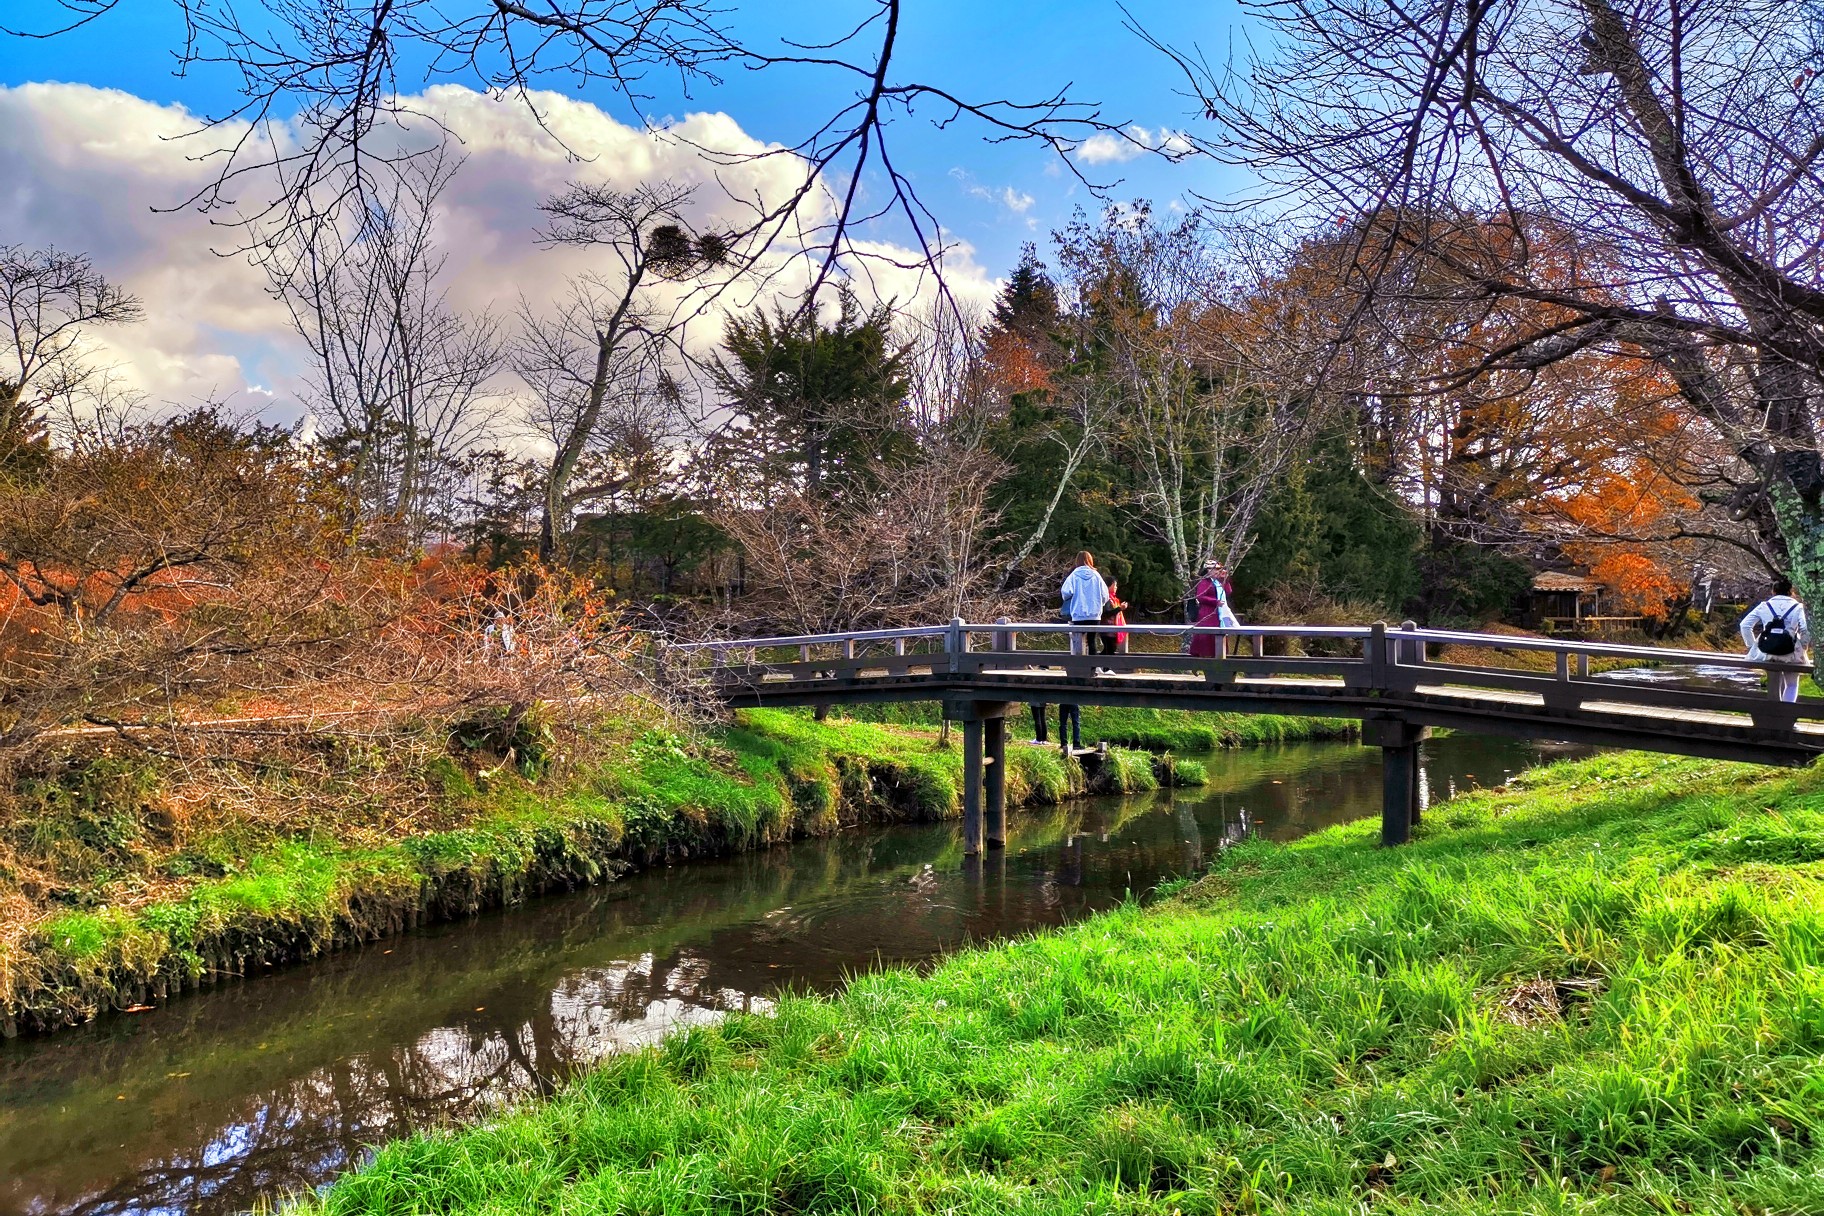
[0,82,995,430]
[1075,124,1195,165]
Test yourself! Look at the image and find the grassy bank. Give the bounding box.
[302,750,1824,1215]
[842,703,1356,752]
[0,707,1184,1035]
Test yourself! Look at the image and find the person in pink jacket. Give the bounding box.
[1188,559,1237,659]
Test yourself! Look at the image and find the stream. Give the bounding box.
[0,733,1583,1216]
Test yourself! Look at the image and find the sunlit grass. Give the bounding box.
[304,750,1824,1215]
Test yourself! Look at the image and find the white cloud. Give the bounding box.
[1075,124,1196,165]
[950,167,1040,225]
[0,82,995,431]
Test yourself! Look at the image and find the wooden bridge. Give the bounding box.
[666,621,1824,850]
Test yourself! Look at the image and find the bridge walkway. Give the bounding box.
[667,620,1824,850]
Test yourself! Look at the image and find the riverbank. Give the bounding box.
[301,749,1824,1215]
[0,704,1331,1035]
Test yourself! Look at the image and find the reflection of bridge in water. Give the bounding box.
[675,619,1824,848]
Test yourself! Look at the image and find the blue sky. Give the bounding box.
[3,0,1257,278]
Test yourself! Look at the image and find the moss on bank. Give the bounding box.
[843,702,1356,752]
[303,751,1824,1215]
[0,707,1216,1035]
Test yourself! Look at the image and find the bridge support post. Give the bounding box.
[941,700,1014,860]
[985,714,1007,848]
[962,718,985,855]
[946,699,1011,856]
[1363,716,1430,846]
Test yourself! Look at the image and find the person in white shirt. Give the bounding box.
[1059,551,1110,658]
[1740,576,1811,703]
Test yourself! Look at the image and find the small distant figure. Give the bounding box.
[1060,551,1110,657]
[1188,559,1238,659]
[1058,702,1082,751]
[484,610,517,660]
[1098,580,1128,657]
[1741,575,1810,703]
[1029,701,1049,745]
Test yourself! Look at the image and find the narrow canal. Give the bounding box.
[0,733,1581,1216]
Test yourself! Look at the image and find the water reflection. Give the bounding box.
[0,734,1559,1216]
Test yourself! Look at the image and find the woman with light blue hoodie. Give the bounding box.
[1060,551,1110,657]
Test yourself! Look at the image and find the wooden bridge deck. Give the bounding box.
[667,620,1824,849]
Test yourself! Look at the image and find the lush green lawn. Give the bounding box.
[304,750,1824,1215]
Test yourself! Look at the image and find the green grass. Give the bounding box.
[302,750,1824,1215]
[1166,757,1207,787]
[839,703,1355,752]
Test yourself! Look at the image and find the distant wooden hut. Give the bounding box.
[1530,571,1616,631]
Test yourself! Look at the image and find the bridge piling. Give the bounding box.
[946,699,1010,856]
[961,718,984,855]
[1363,716,1430,846]
[985,715,1007,847]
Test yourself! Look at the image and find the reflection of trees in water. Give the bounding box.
[33,950,756,1216]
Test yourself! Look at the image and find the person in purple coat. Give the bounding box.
[1188,559,1237,659]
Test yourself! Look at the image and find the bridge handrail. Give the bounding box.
[1394,625,1796,670]
[665,619,1807,675]
[963,621,1373,639]
[664,625,950,651]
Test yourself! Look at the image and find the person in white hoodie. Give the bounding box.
[1060,551,1111,657]
[1740,575,1811,703]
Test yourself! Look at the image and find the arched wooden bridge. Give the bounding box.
[667,621,1824,850]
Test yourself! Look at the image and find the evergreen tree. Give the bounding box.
[1235,431,1423,613]
[712,290,913,500]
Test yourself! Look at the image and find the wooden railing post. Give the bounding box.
[1368,621,1388,690]
[1397,620,1422,667]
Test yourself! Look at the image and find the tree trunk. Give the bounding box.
[1767,479,1824,682]
[540,329,616,563]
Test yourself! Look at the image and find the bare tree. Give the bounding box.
[1169,0,1824,598]
[263,146,502,542]
[901,297,989,436]
[1056,204,1325,587]
[514,180,732,561]
[0,244,143,465]
[712,448,1010,636]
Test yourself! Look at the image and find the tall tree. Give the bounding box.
[1055,203,1330,590]
[1182,0,1824,626]
[711,290,913,501]
[515,181,732,562]
[262,147,502,542]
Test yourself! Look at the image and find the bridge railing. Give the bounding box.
[664,618,1824,730]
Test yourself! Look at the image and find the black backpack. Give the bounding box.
[1760,602,1799,656]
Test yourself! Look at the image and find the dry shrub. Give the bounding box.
[1248,580,1392,656]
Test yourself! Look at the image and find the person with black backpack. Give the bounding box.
[1740,575,1811,703]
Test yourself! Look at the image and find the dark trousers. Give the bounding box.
[1095,631,1119,655]
[1029,703,1048,743]
[1058,704,1082,749]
